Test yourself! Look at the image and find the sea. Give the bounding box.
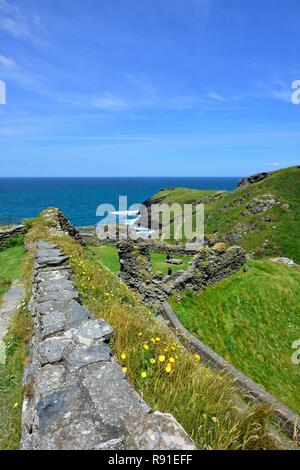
[0,177,241,227]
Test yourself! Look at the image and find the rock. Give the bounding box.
[124,411,197,450]
[64,301,92,328]
[40,311,66,338]
[237,171,271,188]
[38,337,72,365]
[281,204,290,210]
[272,257,297,267]
[65,344,111,370]
[72,319,113,345]
[81,362,150,428]
[246,196,277,215]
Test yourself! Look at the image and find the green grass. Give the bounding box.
[0,244,32,450]
[0,245,26,301]
[150,252,191,274]
[170,259,300,414]
[91,244,192,275]
[146,166,300,263]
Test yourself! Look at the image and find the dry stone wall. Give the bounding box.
[21,238,196,450]
[0,225,25,246]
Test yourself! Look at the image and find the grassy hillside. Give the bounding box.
[170,259,300,414]
[0,246,26,302]
[144,166,300,262]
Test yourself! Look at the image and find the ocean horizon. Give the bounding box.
[0,176,241,226]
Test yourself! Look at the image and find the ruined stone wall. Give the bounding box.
[21,237,195,450]
[117,241,246,312]
[0,225,25,246]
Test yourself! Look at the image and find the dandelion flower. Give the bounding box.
[150,358,156,365]
[143,344,149,350]
[169,357,175,363]
[155,337,161,342]
[121,353,127,360]
[159,355,166,362]
[122,367,127,374]
[141,371,147,379]
[194,353,201,361]
[150,338,156,343]
[13,402,19,409]
[165,364,172,373]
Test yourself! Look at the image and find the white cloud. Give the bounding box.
[207,91,226,101]
[0,53,17,69]
[0,0,46,46]
[91,94,128,110]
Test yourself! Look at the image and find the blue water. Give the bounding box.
[0,177,240,226]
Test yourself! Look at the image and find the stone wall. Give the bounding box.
[0,225,25,246]
[42,208,85,245]
[21,239,196,450]
[117,241,246,312]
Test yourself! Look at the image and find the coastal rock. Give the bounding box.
[237,171,272,187]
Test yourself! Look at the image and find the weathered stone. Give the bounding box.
[81,362,150,428]
[73,319,113,345]
[38,337,72,365]
[36,255,69,267]
[40,311,66,338]
[36,240,59,250]
[64,301,91,328]
[38,288,79,303]
[272,257,297,267]
[35,364,67,396]
[237,171,271,187]
[38,279,74,293]
[124,411,197,450]
[65,344,111,370]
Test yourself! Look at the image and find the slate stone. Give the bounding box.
[36,241,59,250]
[36,255,69,267]
[81,362,150,428]
[36,269,71,283]
[65,301,91,328]
[38,417,118,450]
[38,279,75,293]
[38,337,72,365]
[35,364,67,397]
[38,288,79,303]
[124,411,197,450]
[73,319,113,345]
[65,344,111,370]
[41,311,66,338]
[36,300,68,316]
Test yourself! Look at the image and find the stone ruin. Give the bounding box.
[117,241,246,312]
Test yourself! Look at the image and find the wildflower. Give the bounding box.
[150,338,156,343]
[13,402,19,409]
[169,357,175,363]
[194,353,201,361]
[120,353,127,360]
[122,367,127,374]
[165,364,172,373]
[150,358,156,365]
[155,337,161,342]
[163,348,169,352]
[137,332,143,337]
[141,371,147,379]
[158,355,166,362]
[143,344,149,350]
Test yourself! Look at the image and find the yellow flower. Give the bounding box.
[169,357,175,363]
[141,371,147,379]
[137,332,142,337]
[150,358,156,365]
[158,355,166,362]
[194,353,201,361]
[143,344,149,350]
[163,348,169,352]
[165,364,172,373]
[155,337,161,342]
[121,353,127,360]
[150,338,156,343]
[122,367,127,374]
[13,402,19,409]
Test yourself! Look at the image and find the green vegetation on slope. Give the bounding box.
[0,245,32,450]
[25,211,280,450]
[91,244,192,275]
[146,166,300,262]
[170,259,300,414]
[0,245,26,301]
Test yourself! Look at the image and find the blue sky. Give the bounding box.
[0,0,300,176]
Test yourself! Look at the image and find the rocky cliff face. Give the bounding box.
[237,171,272,188]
